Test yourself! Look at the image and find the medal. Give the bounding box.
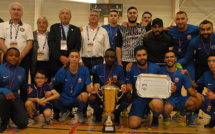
[207,105,212,112]
[178,48,181,52]
[112,42,113,45]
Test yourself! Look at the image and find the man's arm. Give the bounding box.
[116,47,122,66]
[19,40,33,62]
[115,28,123,66]
[0,39,7,53]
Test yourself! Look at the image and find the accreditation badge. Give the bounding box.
[37,50,45,61]
[87,42,94,52]
[10,41,18,48]
[60,40,68,50]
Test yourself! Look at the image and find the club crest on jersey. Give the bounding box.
[78,78,82,83]
[174,78,179,82]
[187,35,192,40]
[113,75,117,79]
[20,28,25,32]
[18,75,22,80]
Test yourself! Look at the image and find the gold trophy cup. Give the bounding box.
[96,82,125,133]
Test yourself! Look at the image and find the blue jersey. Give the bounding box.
[178,33,215,66]
[161,67,192,97]
[0,63,27,98]
[92,64,125,87]
[52,66,91,106]
[27,84,53,99]
[126,62,161,98]
[168,24,199,59]
[102,24,120,50]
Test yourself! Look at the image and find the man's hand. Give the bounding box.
[91,84,99,94]
[79,26,83,32]
[206,89,215,100]
[27,86,33,94]
[126,62,133,72]
[36,98,46,106]
[171,83,177,93]
[163,25,174,31]
[6,93,15,100]
[195,92,205,102]
[59,55,68,65]
[141,21,147,27]
[121,84,130,93]
[181,69,188,75]
[122,22,128,27]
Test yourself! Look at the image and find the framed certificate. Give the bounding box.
[135,74,172,99]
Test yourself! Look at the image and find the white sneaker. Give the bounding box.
[44,117,51,125]
[78,112,84,123]
[28,118,35,126]
[59,110,69,122]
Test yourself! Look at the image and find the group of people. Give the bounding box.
[0,2,215,133]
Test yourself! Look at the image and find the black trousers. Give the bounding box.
[0,94,28,128]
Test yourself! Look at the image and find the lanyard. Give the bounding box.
[60,24,69,40]
[36,32,48,49]
[178,27,187,49]
[86,26,100,41]
[201,36,213,55]
[7,65,18,89]
[137,64,148,74]
[110,25,119,43]
[69,70,79,91]
[166,68,176,81]
[10,23,20,40]
[36,86,43,107]
[128,24,137,39]
[104,64,114,85]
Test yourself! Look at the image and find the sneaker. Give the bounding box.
[0,124,7,133]
[59,110,70,122]
[204,119,215,128]
[151,116,159,128]
[186,113,196,127]
[9,121,17,128]
[27,118,35,126]
[163,115,171,126]
[44,117,51,125]
[78,112,84,123]
[176,111,186,127]
[172,113,178,120]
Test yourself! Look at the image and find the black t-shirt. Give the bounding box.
[143,31,173,63]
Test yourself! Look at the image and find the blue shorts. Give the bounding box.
[129,97,163,118]
[35,102,52,114]
[165,96,189,111]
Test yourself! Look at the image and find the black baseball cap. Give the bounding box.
[152,18,163,27]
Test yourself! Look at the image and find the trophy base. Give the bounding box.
[102,125,115,133]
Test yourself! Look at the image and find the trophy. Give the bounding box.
[96,82,125,133]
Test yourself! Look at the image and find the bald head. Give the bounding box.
[59,8,72,25]
[9,2,23,21]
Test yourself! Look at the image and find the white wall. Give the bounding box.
[0,0,215,31]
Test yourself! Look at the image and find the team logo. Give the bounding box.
[20,28,25,32]
[78,78,82,83]
[113,75,118,79]
[187,35,192,40]
[174,78,179,82]
[18,75,22,80]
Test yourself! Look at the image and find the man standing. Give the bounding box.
[0,2,33,101]
[144,18,173,65]
[48,8,81,78]
[116,7,146,72]
[102,10,120,50]
[31,17,50,83]
[79,10,109,73]
[168,11,199,81]
[141,11,152,31]
[127,45,163,128]
[162,50,203,127]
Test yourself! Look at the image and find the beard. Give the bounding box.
[166,63,175,68]
[152,31,162,37]
[128,18,137,23]
[137,59,147,66]
[201,33,211,40]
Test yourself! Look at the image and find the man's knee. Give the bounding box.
[89,94,100,105]
[129,116,142,129]
[45,91,53,98]
[164,104,173,115]
[122,92,133,103]
[79,92,88,102]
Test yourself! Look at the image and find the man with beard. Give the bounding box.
[141,11,152,32]
[89,48,132,124]
[127,45,163,128]
[143,18,173,65]
[161,50,203,127]
[178,20,215,121]
[168,11,199,81]
[115,7,146,72]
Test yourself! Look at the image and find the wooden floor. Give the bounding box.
[4,88,215,134]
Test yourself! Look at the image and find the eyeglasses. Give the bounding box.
[35,77,46,80]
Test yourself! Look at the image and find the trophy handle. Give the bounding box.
[95,83,103,101]
[116,84,126,102]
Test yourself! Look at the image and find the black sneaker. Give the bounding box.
[151,116,159,128]
[204,119,215,128]
[0,124,7,133]
[53,112,60,120]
